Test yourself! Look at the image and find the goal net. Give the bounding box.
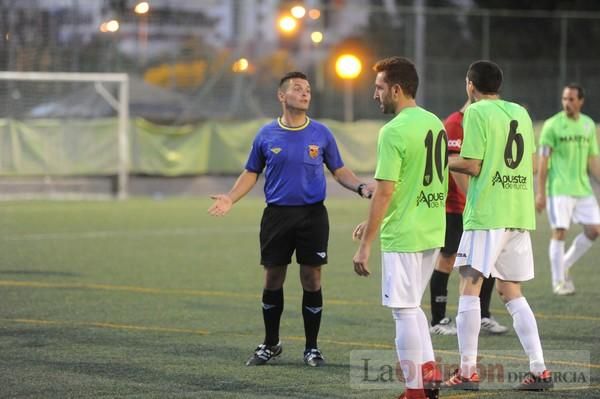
[0,72,130,199]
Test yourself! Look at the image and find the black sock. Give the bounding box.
[262,288,284,346]
[430,270,450,326]
[480,277,495,319]
[302,288,323,350]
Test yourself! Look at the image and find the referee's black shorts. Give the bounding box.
[259,202,329,267]
[441,212,463,256]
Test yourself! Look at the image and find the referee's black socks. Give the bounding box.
[302,288,323,350]
[480,276,495,319]
[262,288,284,346]
[430,270,450,326]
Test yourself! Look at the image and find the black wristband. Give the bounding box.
[357,183,366,197]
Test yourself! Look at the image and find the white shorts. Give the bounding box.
[454,229,534,282]
[381,248,439,308]
[547,195,600,229]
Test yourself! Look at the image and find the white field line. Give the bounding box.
[2,318,600,372]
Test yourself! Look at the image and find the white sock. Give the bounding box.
[393,308,423,389]
[456,295,480,377]
[564,233,594,271]
[549,239,565,287]
[416,306,435,363]
[506,297,546,374]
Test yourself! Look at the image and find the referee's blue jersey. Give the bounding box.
[245,117,344,206]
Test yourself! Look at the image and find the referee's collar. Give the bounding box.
[277,117,310,131]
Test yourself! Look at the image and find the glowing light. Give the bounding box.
[166,151,181,162]
[278,16,297,34]
[291,5,306,19]
[308,9,321,20]
[310,31,323,44]
[232,58,249,73]
[335,54,362,80]
[105,19,120,32]
[134,1,150,14]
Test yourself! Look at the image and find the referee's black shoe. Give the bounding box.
[303,348,325,367]
[245,342,282,366]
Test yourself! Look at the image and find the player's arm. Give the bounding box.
[448,156,482,177]
[449,154,469,194]
[331,166,373,198]
[588,156,600,184]
[536,147,551,212]
[352,179,394,277]
[208,170,259,216]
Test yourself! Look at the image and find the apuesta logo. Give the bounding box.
[491,171,528,190]
[416,191,445,208]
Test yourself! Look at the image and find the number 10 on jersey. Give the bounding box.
[423,130,448,186]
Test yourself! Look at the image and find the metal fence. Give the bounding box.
[2,0,600,123]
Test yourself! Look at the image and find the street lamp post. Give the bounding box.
[134,1,150,65]
[335,54,362,122]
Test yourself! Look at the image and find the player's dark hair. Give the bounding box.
[372,56,419,98]
[279,71,308,89]
[467,60,503,94]
[565,83,585,99]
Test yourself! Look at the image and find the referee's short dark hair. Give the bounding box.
[373,56,419,98]
[467,60,503,94]
[279,71,308,89]
[565,83,585,99]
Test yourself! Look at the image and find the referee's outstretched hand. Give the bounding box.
[208,194,233,217]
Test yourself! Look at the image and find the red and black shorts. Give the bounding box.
[259,202,329,267]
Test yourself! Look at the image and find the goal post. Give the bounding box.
[0,71,130,199]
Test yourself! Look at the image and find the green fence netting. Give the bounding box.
[0,118,385,176]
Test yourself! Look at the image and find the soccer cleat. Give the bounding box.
[397,389,427,399]
[424,388,439,399]
[422,361,442,388]
[553,281,575,296]
[429,317,457,336]
[422,361,442,399]
[303,348,325,367]
[245,342,282,366]
[396,363,441,399]
[563,271,576,293]
[481,316,509,334]
[516,370,554,391]
[442,369,480,391]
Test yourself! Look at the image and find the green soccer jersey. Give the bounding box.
[461,99,536,230]
[374,106,448,252]
[539,111,599,197]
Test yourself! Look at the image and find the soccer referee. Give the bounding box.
[208,71,372,367]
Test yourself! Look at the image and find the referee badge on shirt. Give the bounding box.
[308,144,320,159]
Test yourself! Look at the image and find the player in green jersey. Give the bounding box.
[352,56,447,399]
[442,61,553,392]
[536,83,600,295]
